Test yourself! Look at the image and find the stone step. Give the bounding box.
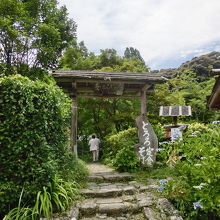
[78,199,138,217]
[80,183,137,198]
[78,192,183,220]
[88,172,133,182]
[87,172,133,182]
[80,181,159,199]
[78,193,155,217]
[80,212,146,220]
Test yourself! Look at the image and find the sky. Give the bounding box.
[58,0,220,70]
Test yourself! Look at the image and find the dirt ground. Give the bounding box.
[86,163,114,174]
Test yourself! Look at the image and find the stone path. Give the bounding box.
[87,163,115,174]
[46,163,183,220]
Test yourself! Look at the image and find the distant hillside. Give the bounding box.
[156,51,220,80]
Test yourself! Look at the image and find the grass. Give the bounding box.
[133,165,179,184]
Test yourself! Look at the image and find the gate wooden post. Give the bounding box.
[71,97,78,157]
[70,81,78,157]
[141,85,147,116]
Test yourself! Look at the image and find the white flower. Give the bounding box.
[194,163,202,167]
[193,183,207,190]
[200,157,207,160]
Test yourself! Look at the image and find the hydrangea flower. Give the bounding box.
[157,179,168,193]
[212,120,220,124]
[159,179,168,185]
[157,185,165,192]
[193,201,203,209]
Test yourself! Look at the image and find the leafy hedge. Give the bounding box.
[0,75,76,216]
[103,128,139,171]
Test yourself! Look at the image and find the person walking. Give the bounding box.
[88,135,100,162]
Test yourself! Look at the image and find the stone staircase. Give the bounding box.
[42,165,183,220]
[77,171,183,220]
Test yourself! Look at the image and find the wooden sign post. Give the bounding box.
[135,115,158,167]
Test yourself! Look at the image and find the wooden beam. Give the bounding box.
[54,78,163,84]
[53,75,166,85]
[141,85,147,116]
[76,87,142,93]
[70,98,78,156]
[76,79,147,85]
[52,70,167,83]
[77,94,141,99]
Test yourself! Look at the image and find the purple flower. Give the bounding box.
[159,179,168,185]
[212,121,220,124]
[157,185,165,193]
[193,201,204,209]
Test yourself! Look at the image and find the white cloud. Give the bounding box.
[59,0,220,69]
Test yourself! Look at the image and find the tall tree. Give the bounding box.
[99,49,122,68]
[0,0,77,75]
[124,47,145,63]
[79,41,88,58]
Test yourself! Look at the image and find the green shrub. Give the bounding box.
[103,128,139,171]
[164,125,220,219]
[0,75,73,216]
[112,145,140,172]
[152,123,166,142]
[156,142,174,163]
[57,152,88,184]
[187,122,212,134]
[103,127,138,159]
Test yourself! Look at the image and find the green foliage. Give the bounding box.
[152,123,166,142]
[112,145,140,172]
[156,143,174,163]
[0,0,76,75]
[77,97,140,141]
[0,74,74,216]
[99,49,122,68]
[23,68,57,85]
[187,122,212,134]
[178,51,220,81]
[60,43,149,73]
[164,125,220,219]
[114,59,149,73]
[4,176,79,220]
[134,166,178,184]
[148,70,220,123]
[32,176,78,218]
[103,128,139,171]
[104,128,138,157]
[3,207,33,220]
[57,152,88,184]
[2,188,33,220]
[124,47,145,63]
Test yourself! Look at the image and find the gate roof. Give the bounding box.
[52,70,167,98]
